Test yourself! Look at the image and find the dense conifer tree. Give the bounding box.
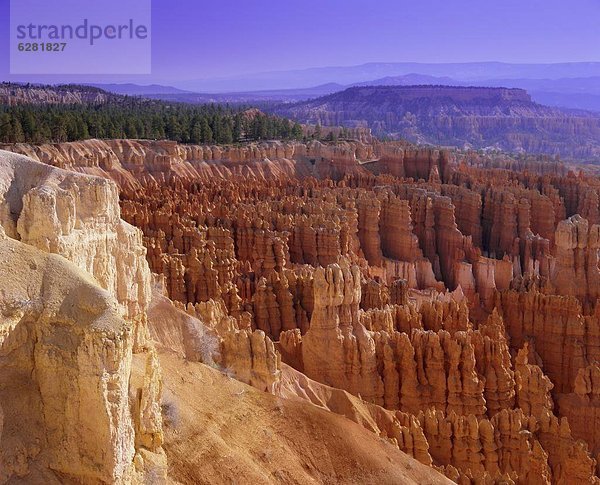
[0,97,305,144]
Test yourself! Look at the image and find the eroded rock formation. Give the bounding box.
[0,152,164,483]
[5,138,600,484]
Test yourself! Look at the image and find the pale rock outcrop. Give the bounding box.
[0,150,152,323]
[301,260,372,398]
[0,235,136,483]
[135,350,164,451]
[0,152,164,483]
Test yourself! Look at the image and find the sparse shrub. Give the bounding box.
[161,392,179,428]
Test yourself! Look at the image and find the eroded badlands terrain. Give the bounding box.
[2,138,600,483]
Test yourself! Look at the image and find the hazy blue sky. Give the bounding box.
[2,0,600,83]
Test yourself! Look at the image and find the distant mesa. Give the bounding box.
[274,84,600,159]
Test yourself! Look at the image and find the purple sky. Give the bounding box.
[2,0,600,85]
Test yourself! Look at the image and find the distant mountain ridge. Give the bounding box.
[99,72,600,112]
[11,61,600,111]
[330,85,534,103]
[167,63,600,112]
[176,61,600,92]
[136,83,346,104]
[352,73,459,87]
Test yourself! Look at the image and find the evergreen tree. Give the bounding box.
[291,123,303,140]
[12,118,25,143]
[314,124,322,140]
[0,95,302,144]
[190,121,202,144]
[220,123,233,144]
[233,114,242,142]
[0,113,12,143]
[200,119,213,143]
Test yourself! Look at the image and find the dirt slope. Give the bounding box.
[140,351,451,485]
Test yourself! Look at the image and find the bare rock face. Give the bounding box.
[182,299,281,392]
[301,260,371,397]
[135,350,164,451]
[301,261,490,415]
[498,290,598,394]
[296,260,597,482]
[0,151,152,322]
[0,234,136,483]
[515,343,554,419]
[0,83,110,105]
[357,194,384,265]
[551,214,600,310]
[558,362,600,459]
[0,152,164,483]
